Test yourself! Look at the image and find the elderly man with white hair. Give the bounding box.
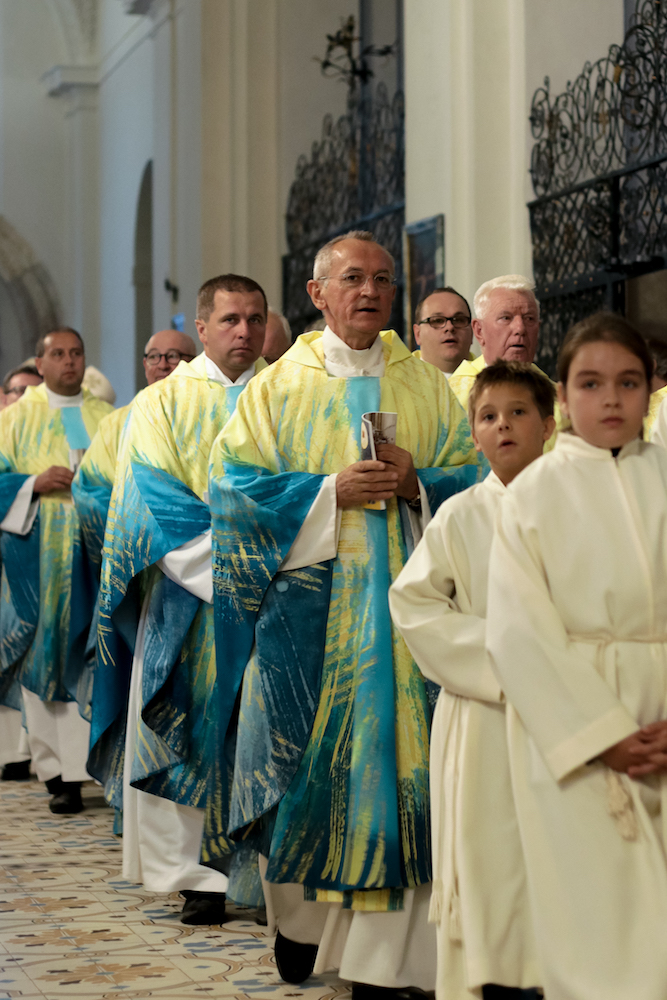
[449,275,560,447]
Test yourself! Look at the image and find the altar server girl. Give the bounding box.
[486,312,667,1000]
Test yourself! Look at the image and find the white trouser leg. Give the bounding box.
[122,592,227,893]
[259,855,329,944]
[17,723,30,759]
[0,705,30,765]
[21,687,90,783]
[314,884,437,990]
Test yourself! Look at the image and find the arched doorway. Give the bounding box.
[0,215,62,379]
[133,160,153,392]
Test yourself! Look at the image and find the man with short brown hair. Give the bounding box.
[0,328,113,814]
[90,276,267,925]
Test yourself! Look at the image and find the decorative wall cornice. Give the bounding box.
[41,64,99,96]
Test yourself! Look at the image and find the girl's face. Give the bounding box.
[557,339,649,450]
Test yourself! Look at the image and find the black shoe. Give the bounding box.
[49,782,83,814]
[1,760,31,781]
[352,987,430,1000]
[180,890,227,925]
[274,930,319,984]
[45,775,64,795]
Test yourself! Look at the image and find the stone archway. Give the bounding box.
[0,216,63,376]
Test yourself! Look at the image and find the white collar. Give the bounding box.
[204,355,256,387]
[45,387,83,409]
[322,325,385,378]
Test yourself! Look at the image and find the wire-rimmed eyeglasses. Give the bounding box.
[315,271,396,290]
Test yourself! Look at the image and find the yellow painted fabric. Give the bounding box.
[0,385,113,700]
[645,384,667,438]
[211,330,479,908]
[95,353,266,808]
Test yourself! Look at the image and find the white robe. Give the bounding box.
[0,705,30,767]
[486,433,667,1000]
[389,472,541,999]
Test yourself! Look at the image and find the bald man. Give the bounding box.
[143,329,198,384]
[262,311,292,365]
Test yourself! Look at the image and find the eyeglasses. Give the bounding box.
[417,313,471,330]
[4,385,29,397]
[316,271,396,290]
[144,350,195,367]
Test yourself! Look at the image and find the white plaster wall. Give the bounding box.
[525,0,624,101]
[97,1,155,404]
[276,0,355,254]
[405,0,625,309]
[0,0,70,336]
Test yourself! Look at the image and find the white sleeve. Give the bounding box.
[280,474,342,572]
[0,476,39,535]
[486,495,638,781]
[651,396,667,448]
[390,510,502,703]
[158,530,213,604]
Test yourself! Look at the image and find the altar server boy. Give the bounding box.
[486,314,667,1000]
[390,360,553,1000]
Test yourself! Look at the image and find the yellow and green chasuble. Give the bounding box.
[0,385,113,708]
[208,329,481,910]
[90,354,266,827]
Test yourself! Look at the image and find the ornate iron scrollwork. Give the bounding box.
[528,0,667,376]
[282,19,405,338]
[530,0,667,197]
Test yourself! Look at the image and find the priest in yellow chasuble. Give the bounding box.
[91,276,267,925]
[0,328,113,814]
[208,233,481,999]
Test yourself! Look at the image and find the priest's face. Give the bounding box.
[472,289,540,364]
[195,290,266,381]
[307,239,396,349]
[35,331,86,396]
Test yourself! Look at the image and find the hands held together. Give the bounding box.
[601,721,667,777]
[335,444,419,509]
[33,466,74,495]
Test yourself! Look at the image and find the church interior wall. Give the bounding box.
[0,0,70,348]
[405,0,625,313]
[97,0,155,404]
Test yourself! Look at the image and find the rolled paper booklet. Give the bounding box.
[68,448,87,474]
[360,411,397,510]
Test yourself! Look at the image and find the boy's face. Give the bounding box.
[472,383,555,485]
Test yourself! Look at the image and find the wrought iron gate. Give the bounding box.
[282,19,405,338]
[528,0,667,377]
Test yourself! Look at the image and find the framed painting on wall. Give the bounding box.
[402,215,445,348]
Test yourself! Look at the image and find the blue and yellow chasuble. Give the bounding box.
[208,329,480,910]
[90,354,266,843]
[0,385,113,710]
[72,402,133,572]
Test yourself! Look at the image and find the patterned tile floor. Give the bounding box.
[0,780,352,1000]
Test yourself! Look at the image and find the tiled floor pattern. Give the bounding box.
[0,781,352,1000]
